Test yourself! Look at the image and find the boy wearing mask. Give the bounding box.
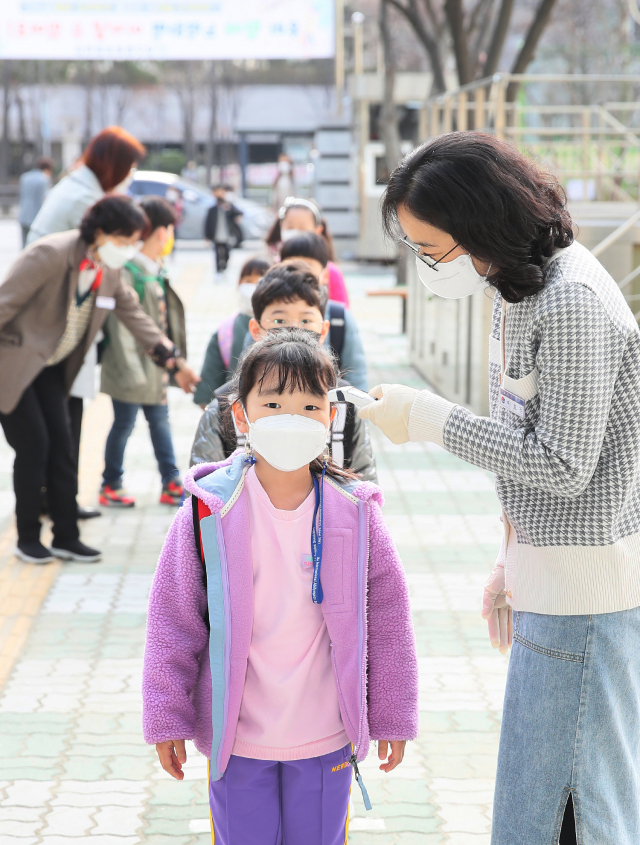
[194,257,270,409]
[100,196,186,507]
[191,262,377,482]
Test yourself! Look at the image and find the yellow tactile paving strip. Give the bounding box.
[0,391,114,689]
[0,262,205,693]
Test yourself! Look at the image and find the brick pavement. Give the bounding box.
[0,231,508,843]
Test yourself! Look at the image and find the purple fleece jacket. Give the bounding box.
[143,458,419,770]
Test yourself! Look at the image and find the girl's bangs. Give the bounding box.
[256,347,336,397]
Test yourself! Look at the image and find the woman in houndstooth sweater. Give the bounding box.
[362,132,640,845]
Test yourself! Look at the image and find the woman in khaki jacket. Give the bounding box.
[0,195,199,564]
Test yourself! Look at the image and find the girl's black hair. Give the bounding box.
[381,132,574,303]
[240,256,270,280]
[80,195,149,244]
[265,203,336,261]
[280,232,330,268]
[251,261,328,322]
[226,329,357,481]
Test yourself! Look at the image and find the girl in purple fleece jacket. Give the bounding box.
[143,330,418,845]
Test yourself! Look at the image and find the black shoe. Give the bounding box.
[51,539,102,562]
[77,507,102,520]
[14,541,55,564]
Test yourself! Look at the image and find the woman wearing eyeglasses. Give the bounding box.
[360,132,640,845]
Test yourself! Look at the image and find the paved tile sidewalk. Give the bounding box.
[0,241,508,843]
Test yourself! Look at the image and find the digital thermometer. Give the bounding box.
[328,386,377,409]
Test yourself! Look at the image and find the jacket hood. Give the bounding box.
[186,452,384,515]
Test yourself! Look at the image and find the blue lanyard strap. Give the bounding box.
[311,465,326,604]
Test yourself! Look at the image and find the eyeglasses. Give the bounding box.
[259,318,323,330]
[398,236,459,271]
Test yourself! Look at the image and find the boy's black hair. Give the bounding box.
[138,195,176,233]
[240,257,270,280]
[251,261,328,322]
[79,195,149,244]
[279,231,330,268]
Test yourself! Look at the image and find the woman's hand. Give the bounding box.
[482,561,512,654]
[378,740,406,773]
[358,384,419,444]
[156,739,187,780]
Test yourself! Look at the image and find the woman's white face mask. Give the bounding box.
[244,410,329,472]
[415,253,491,300]
[97,239,139,269]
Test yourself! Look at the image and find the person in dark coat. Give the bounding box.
[204,185,243,274]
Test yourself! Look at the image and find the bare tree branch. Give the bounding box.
[508,0,558,99]
[419,0,445,36]
[484,0,514,76]
[466,0,493,37]
[387,0,447,92]
[445,0,473,85]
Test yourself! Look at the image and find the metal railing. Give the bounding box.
[425,73,640,203]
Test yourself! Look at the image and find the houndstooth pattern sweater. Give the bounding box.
[409,241,640,615]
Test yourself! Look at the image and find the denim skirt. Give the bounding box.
[491,607,640,845]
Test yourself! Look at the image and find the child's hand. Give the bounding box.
[156,739,187,780]
[378,740,406,773]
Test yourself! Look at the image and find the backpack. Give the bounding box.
[217,312,239,373]
[328,301,346,367]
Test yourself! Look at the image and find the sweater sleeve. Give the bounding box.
[441,285,628,497]
[366,500,419,741]
[142,498,209,745]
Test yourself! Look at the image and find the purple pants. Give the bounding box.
[208,743,353,844]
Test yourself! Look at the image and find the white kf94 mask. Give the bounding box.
[416,254,492,300]
[97,241,139,270]
[245,412,329,472]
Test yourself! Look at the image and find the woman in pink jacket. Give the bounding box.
[143,330,418,845]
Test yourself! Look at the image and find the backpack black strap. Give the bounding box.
[191,496,210,632]
[328,302,346,366]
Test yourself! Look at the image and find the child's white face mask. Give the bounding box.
[237,283,257,316]
[245,411,329,472]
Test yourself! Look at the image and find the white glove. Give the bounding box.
[358,384,419,445]
[481,542,512,654]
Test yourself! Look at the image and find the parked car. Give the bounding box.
[128,171,273,241]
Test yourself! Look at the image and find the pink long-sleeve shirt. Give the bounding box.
[231,467,349,760]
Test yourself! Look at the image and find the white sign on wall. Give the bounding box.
[0,1,335,60]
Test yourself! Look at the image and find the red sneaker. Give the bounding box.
[159,480,184,505]
[99,485,136,508]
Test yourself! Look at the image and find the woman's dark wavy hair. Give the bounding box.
[79,195,149,244]
[226,329,357,481]
[381,132,574,303]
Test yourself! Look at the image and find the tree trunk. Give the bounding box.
[0,62,12,183]
[83,63,96,147]
[484,0,514,76]
[387,0,447,94]
[379,0,406,285]
[507,0,558,100]
[15,90,26,169]
[445,0,473,85]
[205,61,218,184]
